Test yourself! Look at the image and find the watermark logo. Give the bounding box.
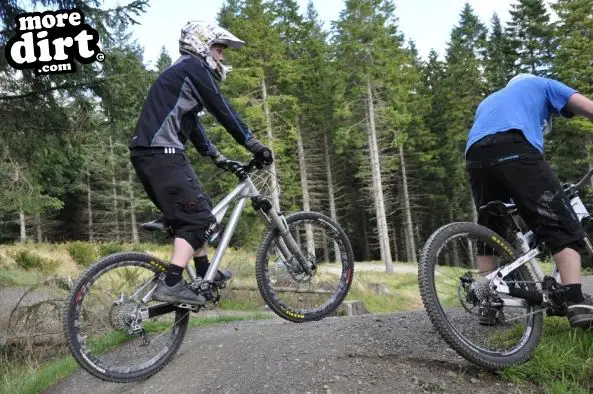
[4,8,104,75]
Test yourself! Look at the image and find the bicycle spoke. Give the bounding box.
[65,254,189,381]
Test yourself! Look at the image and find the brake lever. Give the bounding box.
[244,159,263,172]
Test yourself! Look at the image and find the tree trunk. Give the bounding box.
[361,211,370,261]
[399,144,417,263]
[296,117,315,255]
[129,168,139,243]
[391,220,399,262]
[14,167,26,243]
[122,206,128,243]
[403,223,411,262]
[19,210,26,243]
[87,168,94,243]
[470,188,478,223]
[450,206,460,266]
[36,213,42,243]
[323,132,341,262]
[366,79,393,272]
[468,238,475,268]
[109,136,120,242]
[322,231,329,263]
[262,77,281,211]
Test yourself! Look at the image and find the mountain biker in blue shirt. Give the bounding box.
[466,73,593,329]
[129,21,273,306]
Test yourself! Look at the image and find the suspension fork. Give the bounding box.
[253,197,314,275]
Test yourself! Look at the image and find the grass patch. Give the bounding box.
[500,317,593,393]
[65,241,97,268]
[218,297,263,311]
[0,269,41,288]
[0,313,274,394]
[12,251,59,274]
[188,312,273,327]
[96,242,128,256]
[0,354,78,394]
[347,271,422,313]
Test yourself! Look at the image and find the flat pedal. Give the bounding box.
[175,303,201,312]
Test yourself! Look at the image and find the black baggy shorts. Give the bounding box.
[130,151,216,250]
[466,130,586,255]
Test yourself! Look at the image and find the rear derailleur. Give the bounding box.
[459,273,504,318]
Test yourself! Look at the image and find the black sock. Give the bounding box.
[165,264,184,286]
[563,283,585,303]
[194,255,210,278]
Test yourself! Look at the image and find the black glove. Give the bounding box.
[212,152,229,169]
[211,153,242,172]
[254,147,273,165]
[245,137,274,166]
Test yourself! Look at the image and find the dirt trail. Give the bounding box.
[33,271,593,393]
[44,310,539,394]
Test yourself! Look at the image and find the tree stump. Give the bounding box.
[332,300,368,317]
[367,282,388,295]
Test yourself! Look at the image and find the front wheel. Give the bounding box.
[255,212,354,322]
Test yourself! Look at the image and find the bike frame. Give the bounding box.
[184,174,307,284]
[484,182,593,308]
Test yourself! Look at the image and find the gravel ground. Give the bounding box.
[44,310,543,394]
[32,278,593,393]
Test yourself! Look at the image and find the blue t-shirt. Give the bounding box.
[465,76,577,156]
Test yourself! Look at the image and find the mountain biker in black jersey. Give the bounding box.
[465,73,593,328]
[129,21,273,306]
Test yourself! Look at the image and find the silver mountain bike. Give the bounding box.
[418,167,593,369]
[63,158,354,382]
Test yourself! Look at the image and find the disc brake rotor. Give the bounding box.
[279,251,317,283]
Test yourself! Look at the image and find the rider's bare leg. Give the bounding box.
[554,247,581,285]
[171,237,194,267]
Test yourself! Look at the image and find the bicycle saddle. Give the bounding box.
[140,216,166,232]
[479,200,517,216]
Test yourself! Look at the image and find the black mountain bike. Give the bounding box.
[63,158,354,382]
[418,167,593,369]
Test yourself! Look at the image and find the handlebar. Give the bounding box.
[572,167,593,191]
[220,158,265,179]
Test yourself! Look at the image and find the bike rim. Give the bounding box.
[263,218,353,317]
[70,259,187,375]
[430,232,537,357]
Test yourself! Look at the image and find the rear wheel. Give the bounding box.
[63,252,189,382]
[418,222,544,369]
[255,212,354,322]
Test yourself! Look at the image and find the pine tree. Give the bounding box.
[0,0,147,242]
[441,3,487,223]
[0,0,149,242]
[485,13,515,92]
[506,0,555,76]
[332,0,422,268]
[154,46,172,73]
[547,0,593,185]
